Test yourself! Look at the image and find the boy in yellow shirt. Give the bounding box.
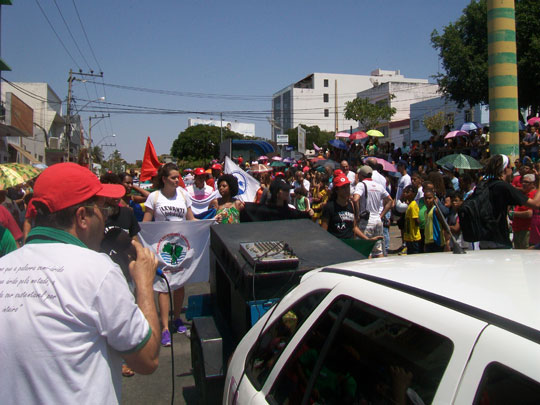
[403,185,421,254]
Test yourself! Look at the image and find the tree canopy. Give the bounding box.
[431,0,540,110]
[286,125,335,149]
[170,125,244,161]
[423,111,453,135]
[343,97,396,130]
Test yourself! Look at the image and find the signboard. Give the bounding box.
[297,126,306,154]
[276,134,289,145]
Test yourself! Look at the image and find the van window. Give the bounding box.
[268,297,454,404]
[245,290,329,390]
[474,362,540,404]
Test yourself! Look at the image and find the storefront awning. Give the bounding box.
[232,140,275,155]
[8,143,40,164]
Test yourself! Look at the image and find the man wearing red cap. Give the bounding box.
[0,163,160,404]
[207,163,223,189]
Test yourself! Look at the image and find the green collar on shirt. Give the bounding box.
[25,226,88,249]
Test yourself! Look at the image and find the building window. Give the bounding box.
[464,110,472,122]
[323,93,329,103]
[324,79,329,87]
[412,120,420,131]
[324,109,329,117]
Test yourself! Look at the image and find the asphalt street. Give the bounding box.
[121,226,404,405]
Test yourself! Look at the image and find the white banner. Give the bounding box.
[298,126,306,154]
[224,156,260,203]
[138,220,213,292]
[187,187,220,215]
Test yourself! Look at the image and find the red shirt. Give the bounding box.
[0,205,22,240]
[512,189,535,232]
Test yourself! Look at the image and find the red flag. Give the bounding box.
[139,137,185,188]
[140,137,161,181]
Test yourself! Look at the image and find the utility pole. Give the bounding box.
[487,0,519,160]
[220,112,223,143]
[65,69,104,162]
[335,80,338,133]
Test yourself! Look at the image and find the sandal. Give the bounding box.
[122,364,135,377]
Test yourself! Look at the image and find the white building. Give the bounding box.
[188,118,255,138]
[409,97,490,143]
[271,69,428,140]
[1,82,66,165]
[355,81,440,145]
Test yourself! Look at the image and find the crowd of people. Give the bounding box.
[2,123,540,401]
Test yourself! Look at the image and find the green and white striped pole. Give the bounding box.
[487,0,519,160]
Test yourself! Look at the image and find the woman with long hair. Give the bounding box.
[143,163,195,347]
[214,174,244,224]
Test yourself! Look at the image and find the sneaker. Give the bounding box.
[173,318,187,334]
[398,246,407,256]
[161,329,171,346]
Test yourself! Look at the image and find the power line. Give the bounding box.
[33,0,80,69]
[51,0,91,70]
[71,0,102,73]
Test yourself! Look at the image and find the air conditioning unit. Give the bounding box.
[49,137,60,149]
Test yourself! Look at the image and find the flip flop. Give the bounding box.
[122,364,135,377]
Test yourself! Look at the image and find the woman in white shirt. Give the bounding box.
[143,163,195,346]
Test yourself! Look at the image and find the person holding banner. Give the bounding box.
[143,163,195,346]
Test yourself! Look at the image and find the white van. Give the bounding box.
[224,250,540,404]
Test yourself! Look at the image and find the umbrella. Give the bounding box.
[436,154,483,170]
[349,131,368,141]
[373,157,397,172]
[335,131,350,138]
[460,122,481,131]
[527,117,540,126]
[0,163,43,189]
[328,139,348,150]
[444,130,468,139]
[313,142,321,151]
[249,163,272,173]
[32,163,48,170]
[313,159,339,169]
[283,157,294,164]
[367,129,384,137]
[271,156,283,161]
[270,161,286,167]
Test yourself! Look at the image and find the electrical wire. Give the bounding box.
[32,0,80,69]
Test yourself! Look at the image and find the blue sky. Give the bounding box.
[3,0,471,162]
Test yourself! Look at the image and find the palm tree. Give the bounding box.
[90,146,104,164]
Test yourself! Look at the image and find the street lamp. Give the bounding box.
[96,133,116,147]
[66,96,105,161]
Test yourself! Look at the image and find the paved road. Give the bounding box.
[121,225,405,404]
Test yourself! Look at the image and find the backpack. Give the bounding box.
[458,180,501,242]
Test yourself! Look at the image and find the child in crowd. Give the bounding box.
[402,185,421,255]
[448,191,468,250]
[423,190,446,253]
[294,187,310,213]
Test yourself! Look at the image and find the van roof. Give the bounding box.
[325,250,540,334]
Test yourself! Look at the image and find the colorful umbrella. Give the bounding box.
[249,163,272,173]
[436,154,483,170]
[258,155,269,161]
[271,156,283,161]
[367,129,384,137]
[270,161,286,167]
[0,163,43,189]
[444,130,468,139]
[349,131,368,141]
[335,131,350,138]
[283,157,294,164]
[373,158,397,172]
[527,117,540,125]
[328,139,348,150]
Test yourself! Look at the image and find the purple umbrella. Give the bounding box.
[444,130,468,139]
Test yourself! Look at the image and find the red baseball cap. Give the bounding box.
[274,171,285,178]
[333,169,344,177]
[194,168,206,176]
[333,175,350,188]
[302,166,309,173]
[29,163,125,214]
[211,163,223,170]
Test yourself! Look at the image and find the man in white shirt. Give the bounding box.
[0,163,160,404]
[364,157,387,189]
[186,167,219,217]
[394,160,411,253]
[341,160,357,192]
[353,166,393,258]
